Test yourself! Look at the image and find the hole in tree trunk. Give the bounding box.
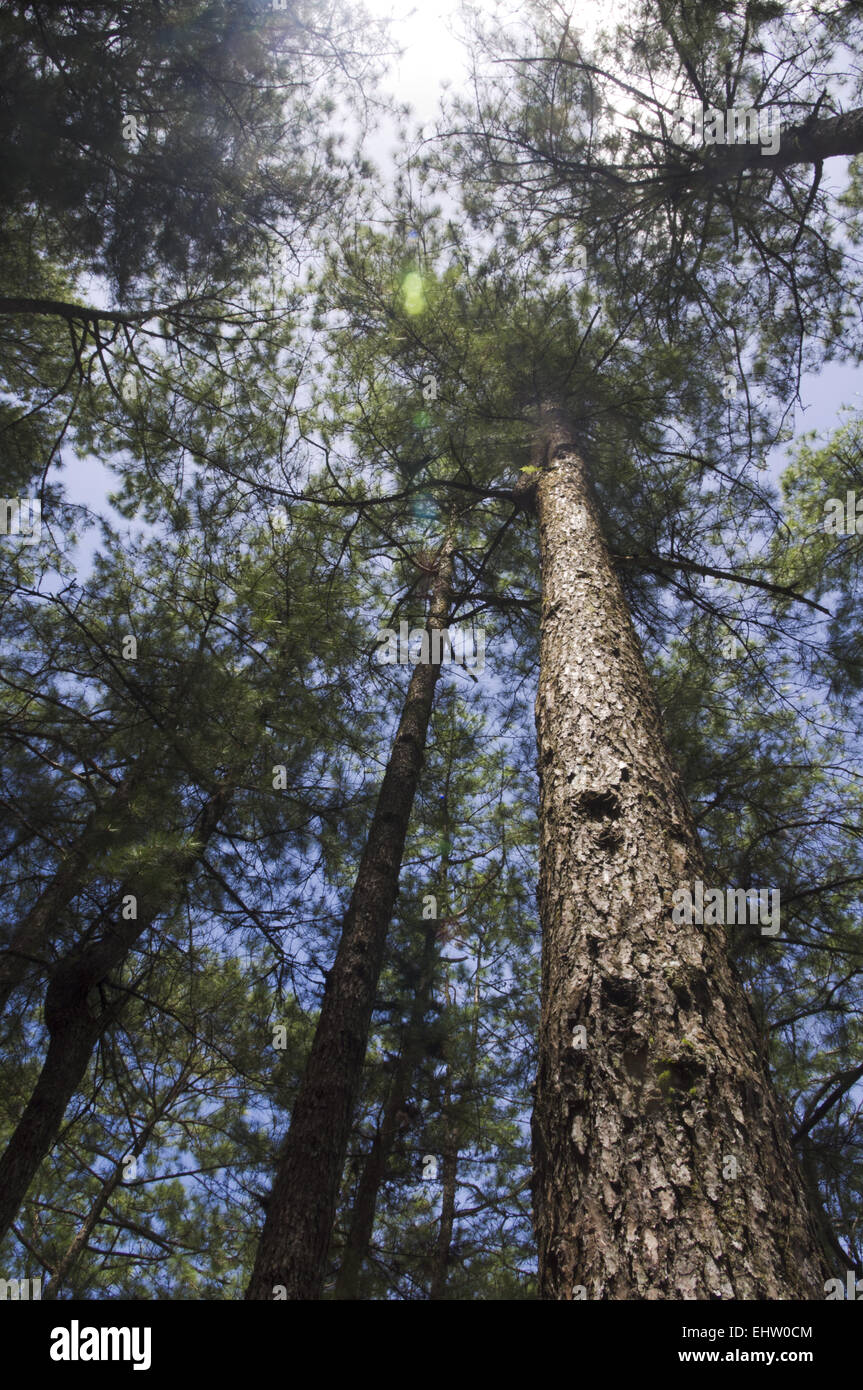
[576,789,621,820]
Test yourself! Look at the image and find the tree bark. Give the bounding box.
[333,919,438,1300]
[0,296,155,326]
[0,988,110,1245]
[529,405,830,1299]
[689,105,863,184]
[0,785,231,1242]
[246,540,454,1301]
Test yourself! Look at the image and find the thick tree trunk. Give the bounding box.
[0,786,230,1242]
[692,105,863,183]
[334,919,438,1300]
[246,542,454,1301]
[529,407,830,1299]
[0,992,108,1243]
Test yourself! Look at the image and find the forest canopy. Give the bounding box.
[1,0,862,1313]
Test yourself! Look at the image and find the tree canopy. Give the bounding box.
[1,0,862,1305]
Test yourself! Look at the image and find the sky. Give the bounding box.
[359,0,468,128]
[56,0,862,578]
[356,0,860,449]
[5,0,861,1301]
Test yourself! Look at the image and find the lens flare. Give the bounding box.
[401,271,425,315]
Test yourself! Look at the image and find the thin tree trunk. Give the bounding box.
[0,776,138,1013]
[426,773,478,1302]
[428,1093,458,1300]
[246,540,454,1300]
[428,895,481,1302]
[529,405,830,1299]
[0,785,230,1242]
[43,1058,194,1299]
[333,919,438,1300]
[427,802,459,1303]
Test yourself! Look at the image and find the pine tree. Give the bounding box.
[247,536,456,1299]
[526,403,828,1296]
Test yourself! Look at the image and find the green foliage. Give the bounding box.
[2,0,863,1301]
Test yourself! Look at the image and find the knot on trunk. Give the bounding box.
[575,788,623,852]
[575,788,621,820]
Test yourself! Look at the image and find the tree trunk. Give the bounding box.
[529,405,830,1299]
[692,105,863,183]
[0,785,231,1242]
[43,1059,193,1299]
[0,991,109,1244]
[428,1099,458,1300]
[333,919,438,1300]
[246,541,454,1301]
[0,776,138,1014]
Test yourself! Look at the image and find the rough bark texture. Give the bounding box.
[333,919,438,1300]
[0,785,230,1242]
[530,407,830,1299]
[246,544,454,1301]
